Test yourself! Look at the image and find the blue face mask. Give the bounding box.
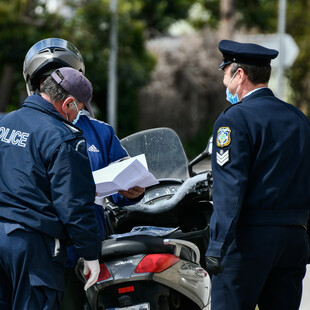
[226,88,239,105]
[72,110,81,125]
[70,101,81,125]
[226,71,240,105]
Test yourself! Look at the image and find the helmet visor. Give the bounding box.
[24,38,83,70]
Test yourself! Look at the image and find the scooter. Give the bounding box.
[76,127,213,310]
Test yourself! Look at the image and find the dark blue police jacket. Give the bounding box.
[207,88,310,258]
[0,94,101,260]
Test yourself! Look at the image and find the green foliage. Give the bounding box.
[237,0,278,32]
[200,0,278,32]
[136,0,194,35]
[59,0,157,137]
[286,0,310,116]
[0,1,51,65]
[0,0,66,110]
[0,0,308,139]
[201,0,220,28]
[0,0,157,137]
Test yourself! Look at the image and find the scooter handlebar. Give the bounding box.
[121,172,211,215]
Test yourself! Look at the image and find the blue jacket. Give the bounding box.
[66,111,142,268]
[0,95,102,260]
[76,111,138,207]
[207,88,310,258]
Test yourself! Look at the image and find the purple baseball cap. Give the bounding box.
[51,67,94,117]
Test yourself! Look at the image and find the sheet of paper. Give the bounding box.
[92,154,159,198]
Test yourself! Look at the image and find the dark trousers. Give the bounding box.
[0,221,65,310]
[60,203,107,310]
[211,226,309,310]
[60,268,86,310]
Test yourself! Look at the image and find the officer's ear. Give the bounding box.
[237,68,246,84]
[61,97,75,114]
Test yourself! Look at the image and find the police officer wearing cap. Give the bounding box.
[23,38,145,310]
[205,40,310,310]
[0,67,102,310]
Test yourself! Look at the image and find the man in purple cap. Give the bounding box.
[49,67,94,121]
[205,40,310,309]
[36,67,94,124]
[0,67,102,310]
[23,38,145,310]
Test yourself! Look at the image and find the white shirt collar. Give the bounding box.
[243,87,268,99]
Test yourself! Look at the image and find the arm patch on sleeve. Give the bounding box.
[217,127,231,147]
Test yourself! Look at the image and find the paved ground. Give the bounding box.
[193,158,310,309]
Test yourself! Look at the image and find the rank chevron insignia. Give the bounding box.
[216,150,230,166]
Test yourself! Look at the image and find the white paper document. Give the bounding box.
[92,154,159,198]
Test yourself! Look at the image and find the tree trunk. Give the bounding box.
[0,64,15,113]
[219,0,237,39]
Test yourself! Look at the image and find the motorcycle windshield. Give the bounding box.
[121,128,189,180]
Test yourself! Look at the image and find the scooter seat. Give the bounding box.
[100,235,192,262]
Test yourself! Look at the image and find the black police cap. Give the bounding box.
[218,40,279,70]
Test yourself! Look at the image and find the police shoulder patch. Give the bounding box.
[217,127,231,147]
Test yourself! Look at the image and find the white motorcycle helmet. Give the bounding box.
[23,38,94,116]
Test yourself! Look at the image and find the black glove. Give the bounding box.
[205,256,224,276]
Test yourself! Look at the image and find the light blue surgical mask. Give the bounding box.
[226,71,240,105]
[71,101,81,125]
[226,88,239,105]
[72,110,81,125]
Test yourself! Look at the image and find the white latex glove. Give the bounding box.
[83,259,100,290]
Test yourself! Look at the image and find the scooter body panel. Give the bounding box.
[76,128,214,310]
[85,255,211,310]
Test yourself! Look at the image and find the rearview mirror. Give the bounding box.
[206,136,213,156]
[188,135,213,177]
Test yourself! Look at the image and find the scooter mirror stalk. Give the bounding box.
[188,136,213,177]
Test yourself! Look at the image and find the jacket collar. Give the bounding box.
[23,94,81,131]
[22,94,83,131]
[23,94,63,118]
[24,93,72,121]
[241,87,275,103]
